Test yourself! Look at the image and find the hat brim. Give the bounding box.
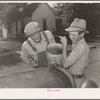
[27,28,41,36]
[65,27,89,34]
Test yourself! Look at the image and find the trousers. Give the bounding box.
[74,78,84,88]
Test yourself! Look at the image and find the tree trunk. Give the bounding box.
[20,20,24,35]
[2,24,8,39]
[15,20,19,40]
[8,23,12,38]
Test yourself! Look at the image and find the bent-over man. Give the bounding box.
[20,22,55,68]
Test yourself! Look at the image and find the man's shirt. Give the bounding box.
[67,38,89,75]
[20,30,55,67]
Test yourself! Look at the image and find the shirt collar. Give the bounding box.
[72,38,85,48]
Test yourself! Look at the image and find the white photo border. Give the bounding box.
[0,0,100,99]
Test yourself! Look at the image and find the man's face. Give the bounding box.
[31,32,41,43]
[69,31,82,44]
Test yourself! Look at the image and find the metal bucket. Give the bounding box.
[46,43,63,67]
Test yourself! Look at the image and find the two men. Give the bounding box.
[20,22,55,68]
[20,18,89,88]
[60,18,90,87]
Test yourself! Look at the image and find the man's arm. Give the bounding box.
[62,44,68,68]
[20,45,30,64]
[20,43,38,67]
[45,30,55,43]
[60,36,69,68]
[66,44,85,68]
[60,37,85,69]
[63,44,85,68]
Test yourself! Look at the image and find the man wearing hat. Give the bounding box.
[60,18,90,88]
[20,22,55,68]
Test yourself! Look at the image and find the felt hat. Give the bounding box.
[65,18,89,34]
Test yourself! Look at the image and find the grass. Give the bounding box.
[0,53,23,67]
[0,48,11,54]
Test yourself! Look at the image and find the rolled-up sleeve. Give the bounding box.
[45,30,55,43]
[20,44,30,64]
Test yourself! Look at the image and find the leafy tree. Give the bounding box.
[53,3,75,27]
[54,3,97,27]
[0,3,27,40]
[53,3,98,39]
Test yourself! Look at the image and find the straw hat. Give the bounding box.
[65,18,89,34]
[24,22,41,36]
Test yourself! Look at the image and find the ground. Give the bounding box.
[86,42,100,87]
[0,37,100,88]
[0,39,34,77]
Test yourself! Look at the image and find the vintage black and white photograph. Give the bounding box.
[0,1,100,89]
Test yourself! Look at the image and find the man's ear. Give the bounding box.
[80,32,85,37]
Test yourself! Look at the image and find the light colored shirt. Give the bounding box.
[20,30,55,67]
[67,38,89,75]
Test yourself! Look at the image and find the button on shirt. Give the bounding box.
[20,30,55,67]
[67,38,89,75]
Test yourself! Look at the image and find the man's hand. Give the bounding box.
[59,36,67,47]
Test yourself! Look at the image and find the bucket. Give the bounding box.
[46,43,63,67]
